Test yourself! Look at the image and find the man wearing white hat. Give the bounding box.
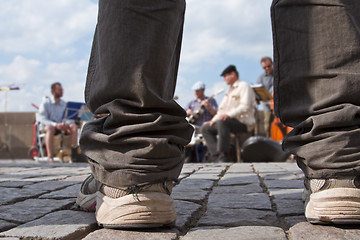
[185,81,218,128]
[184,81,218,162]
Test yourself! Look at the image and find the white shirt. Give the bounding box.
[38,96,67,127]
[212,80,256,132]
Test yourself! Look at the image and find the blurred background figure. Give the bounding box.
[256,56,274,138]
[184,81,218,162]
[201,65,256,163]
[38,82,80,163]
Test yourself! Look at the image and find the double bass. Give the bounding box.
[270,97,292,142]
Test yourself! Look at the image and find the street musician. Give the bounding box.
[186,81,218,128]
[184,81,218,162]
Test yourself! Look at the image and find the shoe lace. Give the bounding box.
[102,180,173,201]
[126,185,142,202]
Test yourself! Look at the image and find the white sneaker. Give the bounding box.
[95,181,175,228]
[304,177,360,224]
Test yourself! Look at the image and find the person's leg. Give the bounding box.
[69,123,87,162]
[78,0,193,228]
[44,125,55,162]
[201,118,247,162]
[200,124,219,156]
[216,118,248,153]
[263,110,272,138]
[216,118,248,162]
[69,123,78,147]
[272,0,360,224]
[80,0,192,187]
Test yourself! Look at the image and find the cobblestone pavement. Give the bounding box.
[0,160,359,239]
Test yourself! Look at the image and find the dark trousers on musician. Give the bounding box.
[272,0,360,178]
[201,118,248,156]
[79,0,193,188]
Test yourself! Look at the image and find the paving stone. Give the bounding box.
[23,179,78,192]
[253,163,288,173]
[187,172,222,181]
[257,170,289,175]
[217,173,260,186]
[39,184,81,199]
[82,228,179,240]
[289,222,360,240]
[182,226,287,240]
[273,199,304,216]
[177,178,215,190]
[198,208,278,227]
[63,174,91,182]
[278,163,303,174]
[180,164,202,176]
[226,163,254,173]
[186,166,226,181]
[0,187,45,205]
[0,210,97,239]
[0,173,41,182]
[31,166,89,176]
[263,179,304,189]
[0,167,27,174]
[283,215,306,228]
[211,184,263,195]
[0,198,75,223]
[0,180,36,188]
[268,188,303,199]
[174,200,202,230]
[261,173,300,180]
[0,161,356,239]
[0,220,17,232]
[172,187,208,203]
[207,192,272,210]
[197,166,227,172]
[21,175,70,182]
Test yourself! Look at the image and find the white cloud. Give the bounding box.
[177,0,273,108]
[0,56,41,84]
[0,56,87,112]
[0,0,273,112]
[0,0,97,54]
[181,0,273,70]
[0,0,97,111]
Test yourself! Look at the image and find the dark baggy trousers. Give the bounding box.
[80,0,194,188]
[201,118,248,156]
[271,0,360,178]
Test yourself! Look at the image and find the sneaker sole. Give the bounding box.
[96,191,176,229]
[76,191,97,212]
[305,188,360,224]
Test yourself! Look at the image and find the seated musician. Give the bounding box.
[201,65,256,162]
[184,81,218,162]
[186,81,218,128]
[38,82,84,163]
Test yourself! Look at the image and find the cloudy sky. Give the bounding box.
[0,0,273,112]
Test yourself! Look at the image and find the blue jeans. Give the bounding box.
[272,0,360,178]
[80,0,193,188]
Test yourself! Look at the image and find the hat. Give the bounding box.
[192,81,206,90]
[220,65,237,76]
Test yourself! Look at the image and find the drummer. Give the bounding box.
[185,81,218,129]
